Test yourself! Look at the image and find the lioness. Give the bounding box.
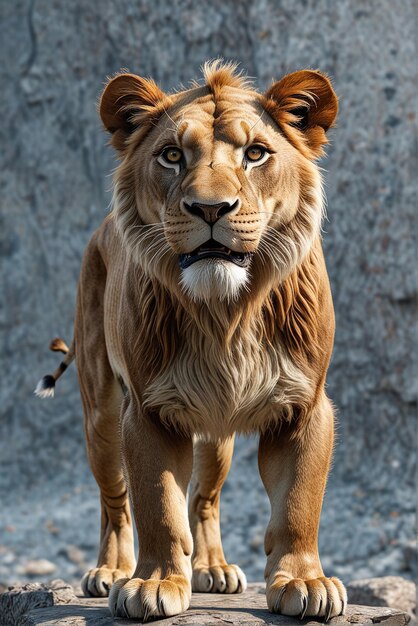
[35,61,346,620]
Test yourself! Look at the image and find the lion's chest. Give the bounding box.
[142,333,313,438]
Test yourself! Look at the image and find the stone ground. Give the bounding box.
[0,582,411,626]
[1,438,415,591]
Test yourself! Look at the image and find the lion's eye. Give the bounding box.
[245,145,266,162]
[161,147,183,164]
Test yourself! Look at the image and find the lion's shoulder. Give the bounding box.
[82,214,133,276]
[91,214,119,262]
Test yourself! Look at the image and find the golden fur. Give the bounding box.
[36,61,346,620]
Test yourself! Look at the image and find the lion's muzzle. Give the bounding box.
[179,238,253,270]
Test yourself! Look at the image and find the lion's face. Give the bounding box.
[137,91,304,301]
[101,62,338,303]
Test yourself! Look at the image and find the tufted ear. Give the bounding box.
[264,70,338,159]
[99,73,167,152]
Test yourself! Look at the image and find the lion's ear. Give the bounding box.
[99,73,166,151]
[264,70,338,159]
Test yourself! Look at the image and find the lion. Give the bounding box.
[35,60,346,620]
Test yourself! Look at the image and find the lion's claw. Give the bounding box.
[109,575,190,619]
[300,594,308,619]
[325,598,334,622]
[81,567,130,598]
[267,575,347,620]
[192,564,247,594]
[273,585,287,613]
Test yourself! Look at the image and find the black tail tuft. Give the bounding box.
[34,375,56,399]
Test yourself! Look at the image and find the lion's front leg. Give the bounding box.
[109,401,193,620]
[258,395,347,620]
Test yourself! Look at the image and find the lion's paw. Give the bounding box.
[192,564,247,593]
[109,575,191,619]
[267,575,347,620]
[81,567,130,597]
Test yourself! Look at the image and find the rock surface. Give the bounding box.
[347,576,416,620]
[18,560,56,577]
[0,579,75,625]
[0,582,411,626]
[0,0,416,587]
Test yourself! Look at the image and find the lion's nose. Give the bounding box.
[184,200,238,225]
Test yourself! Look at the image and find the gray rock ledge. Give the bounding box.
[347,576,416,620]
[0,582,411,626]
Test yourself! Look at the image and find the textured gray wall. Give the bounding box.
[1,0,416,503]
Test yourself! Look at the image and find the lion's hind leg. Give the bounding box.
[80,385,136,598]
[75,238,135,597]
[189,436,247,594]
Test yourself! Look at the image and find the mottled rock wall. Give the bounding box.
[0,0,416,495]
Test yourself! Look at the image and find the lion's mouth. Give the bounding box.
[179,239,252,270]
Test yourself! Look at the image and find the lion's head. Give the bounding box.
[100,61,337,303]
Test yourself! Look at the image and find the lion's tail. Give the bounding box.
[34,337,75,399]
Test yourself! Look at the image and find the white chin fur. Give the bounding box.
[180,259,248,303]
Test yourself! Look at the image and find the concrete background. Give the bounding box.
[0,0,416,586]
